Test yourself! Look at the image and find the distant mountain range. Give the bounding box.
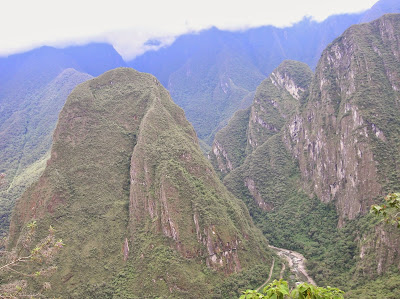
[0,43,126,235]
[129,0,400,144]
[1,0,400,297]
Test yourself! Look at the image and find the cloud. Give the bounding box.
[0,0,377,60]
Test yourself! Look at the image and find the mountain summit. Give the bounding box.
[7,68,272,297]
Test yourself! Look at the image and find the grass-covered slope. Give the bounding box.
[208,107,251,178]
[7,68,274,298]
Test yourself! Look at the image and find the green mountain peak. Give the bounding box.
[7,67,273,297]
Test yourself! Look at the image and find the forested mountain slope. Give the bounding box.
[130,0,399,144]
[0,43,126,236]
[210,14,400,296]
[6,68,275,298]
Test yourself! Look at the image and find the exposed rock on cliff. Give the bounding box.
[210,14,400,292]
[209,60,312,178]
[286,14,400,227]
[7,68,272,298]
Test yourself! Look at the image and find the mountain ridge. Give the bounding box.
[7,67,275,298]
[0,43,127,236]
[209,13,400,295]
[129,0,399,144]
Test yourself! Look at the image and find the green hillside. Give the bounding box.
[7,68,277,298]
[210,14,400,296]
[0,69,92,236]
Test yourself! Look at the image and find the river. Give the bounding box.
[268,245,316,285]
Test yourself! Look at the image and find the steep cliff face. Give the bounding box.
[284,15,400,286]
[247,61,312,152]
[286,14,400,226]
[210,61,312,178]
[210,62,339,258]
[7,68,272,297]
[210,15,400,292]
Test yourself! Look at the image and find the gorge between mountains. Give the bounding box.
[1,1,400,298]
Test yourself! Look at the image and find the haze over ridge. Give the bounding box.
[1,0,377,60]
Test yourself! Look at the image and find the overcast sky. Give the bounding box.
[0,0,378,60]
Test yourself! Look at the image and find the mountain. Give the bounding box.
[0,43,126,236]
[209,60,312,178]
[129,0,400,145]
[0,43,126,131]
[6,68,275,298]
[288,14,400,296]
[0,69,92,235]
[361,0,400,23]
[209,13,400,297]
[129,16,361,144]
[210,61,344,284]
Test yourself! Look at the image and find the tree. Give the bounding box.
[0,221,64,298]
[371,193,400,228]
[240,279,344,299]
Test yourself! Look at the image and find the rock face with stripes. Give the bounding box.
[7,67,272,298]
[210,14,400,292]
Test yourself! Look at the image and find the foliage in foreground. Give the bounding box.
[240,279,344,299]
[371,193,400,228]
[0,221,63,298]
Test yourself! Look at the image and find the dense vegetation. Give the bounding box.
[210,15,400,296]
[2,2,400,298]
[0,69,92,236]
[6,68,277,298]
[0,43,126,237]
[241,279,344,299]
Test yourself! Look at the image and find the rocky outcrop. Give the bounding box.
[8,68,273,297]
[270,68,307,101]
[358,224,400,277]
[247,61,312,153]
[285,14,400,226]
[209,61,312,181]
[211,140,234,173]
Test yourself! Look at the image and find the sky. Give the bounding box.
[0,0,378,60]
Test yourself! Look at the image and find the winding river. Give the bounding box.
[268,245,316,285]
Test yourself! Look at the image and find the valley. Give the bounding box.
[268,245,316,286]
[1,1,400,298]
